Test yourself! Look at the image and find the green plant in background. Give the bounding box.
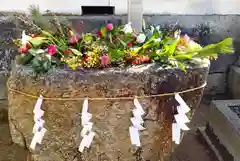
[13,5,234,73]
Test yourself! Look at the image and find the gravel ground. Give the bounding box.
[0,99,217,161]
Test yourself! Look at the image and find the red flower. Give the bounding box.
[83,55,89,62]
[97,31,102,37]
[31,34,38,38]
[132,60,141,65]
[47,45,57,56]
[18,47,28,53]
[65,50,71,54]
[26,42,31,49]
[140,56,150,63]
[127,42,133,47]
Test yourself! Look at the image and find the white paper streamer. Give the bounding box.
[81,122,93,137]
[33,95,43,113]
[175,94,190,113]
[130,117,145,131]
[129,126,141,147]
[129,98,145,147]
[37,128,47,144]
[30,130,41,150]
[30,95,47,150]
[32,119,45,134]
[172,123,180,144]
[79,99,95,152]
[85,131,96,148]
[173,94,190,144]
[134,98,145,115]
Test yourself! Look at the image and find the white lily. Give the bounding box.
[136,33,146,44]
[21,30,31,46]
[123,22,133,33]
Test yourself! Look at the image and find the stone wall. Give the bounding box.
[0,14,239,100]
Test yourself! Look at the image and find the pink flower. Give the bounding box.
[100,55,110,66]
[106,23,113,31]
[69,34,81,44]
[47,45,57,56]
[76,33,81,41]
[69,37,76,44]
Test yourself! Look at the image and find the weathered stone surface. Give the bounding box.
[228,66,240,98]
[209,55,237,73]
[208,100,240,161]
[0,16,18,72]
[204,73,226,95]
[8,62,209,161]
[0,100,8,122]
[0,71,8,99]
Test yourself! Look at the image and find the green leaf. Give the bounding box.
[41,30,53,37]
[50,56,61,65]
[109,49,124,60]
[69,48,82,56]
[173,54,193,60]
[177,62,186,72]
[168,39,179,56]
[29,37,48,47]
[142,18,146,31]
[109,33,113,44]
[101,27,107,37]
[28,49,39,56]
[43,60,51,71]
[119,39,127,47]
[15,54,33,65]
[190,38,233,57]
[153,28,160,38]
[31,57,41,67]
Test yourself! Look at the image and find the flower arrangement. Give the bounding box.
[13,5,234,73]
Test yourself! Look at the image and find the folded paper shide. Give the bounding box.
[172,94,191,144]
[13,5,234,73]
[79,99,95,152]
[30,95,47,150]
[129,98,145,147]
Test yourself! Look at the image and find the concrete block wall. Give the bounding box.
[0,14,239,99]
[0,0,240,15]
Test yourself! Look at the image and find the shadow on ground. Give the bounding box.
[0,98,218,161]
[0,100,28,161]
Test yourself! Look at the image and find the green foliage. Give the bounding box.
[13,5,234,73]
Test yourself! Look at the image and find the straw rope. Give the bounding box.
[7,81,207,101]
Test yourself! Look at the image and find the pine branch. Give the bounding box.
[28,5,50,32]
